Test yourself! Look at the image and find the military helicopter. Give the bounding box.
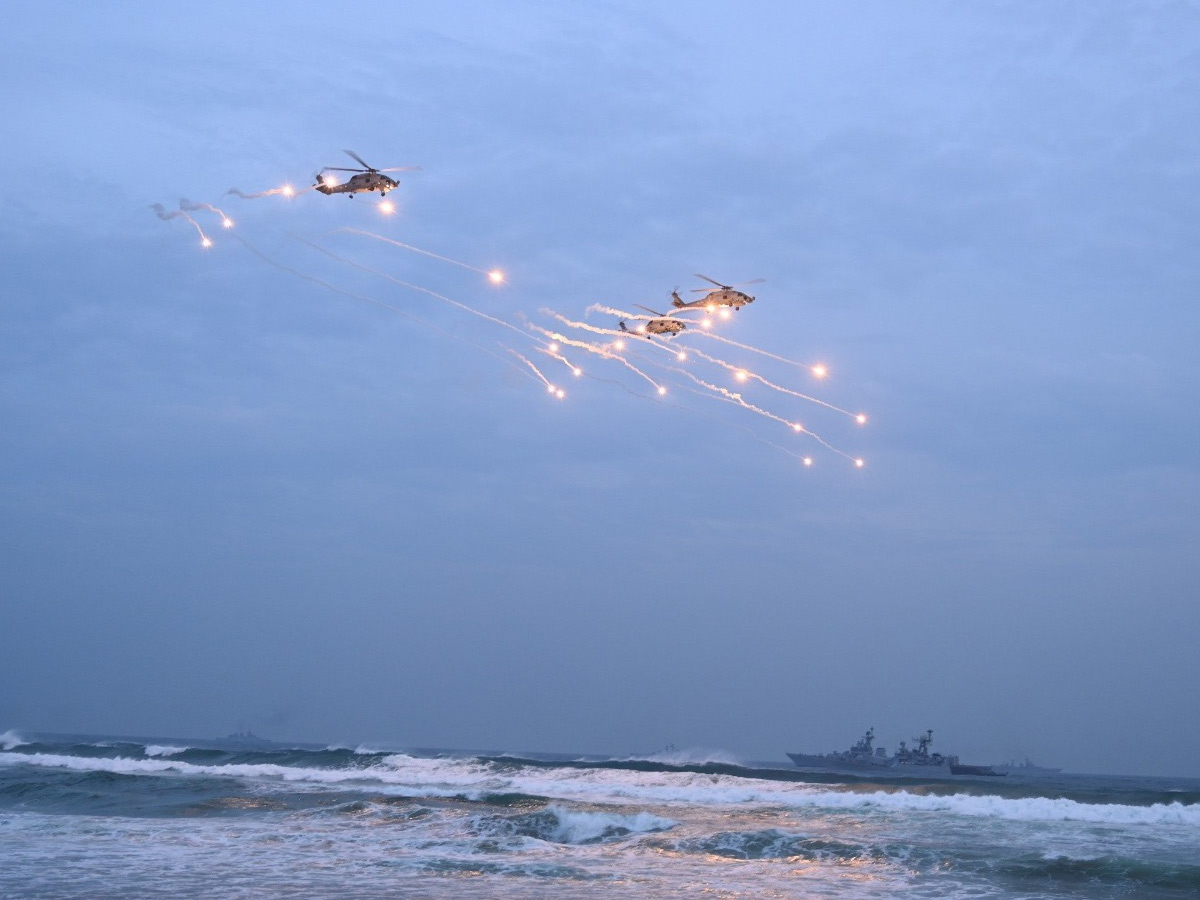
[313,150,419,197]
[671,274,764,312]
[618,305,689,338]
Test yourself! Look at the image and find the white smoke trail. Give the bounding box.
[230,233,535,384]
[511,351,563,398]
[686,347,864,422]
[539,346,583,379]
[671,367,859,464]
[225,184,304,199]
[294,236,534,344]
[151,203,211,246]
[528,324,664,395]
[695,330,817,372]
[339,228,503,283]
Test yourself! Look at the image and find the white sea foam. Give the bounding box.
[3,749,1198,828]
[627,746,742,766]
[539,805,676,843]
[143,745,188,758]
[0,730,27,751]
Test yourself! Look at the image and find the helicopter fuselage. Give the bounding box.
[314,171,399,196]
[620,318,686,337]
[673,289,755,311]
[637,317,686,336]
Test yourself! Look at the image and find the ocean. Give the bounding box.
[2,731,1197,899]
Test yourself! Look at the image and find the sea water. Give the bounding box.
[1,731,1197,899]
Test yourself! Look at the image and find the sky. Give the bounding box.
[2,0,1199,778]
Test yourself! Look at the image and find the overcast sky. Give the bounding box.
[2,0,1199,777]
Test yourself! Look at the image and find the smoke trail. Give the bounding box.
[586,302,659,322]
[528,324,664,395]
[670,367,861,464]
[539,346,583,379]
[685,347,865,422]
[671,380,818,465]
[151,203,211,246]
[150,203,183,221]
[180,199,234,229]
[672,367,791,427]
[695,330,818,372]
[226,184,302,199]
[339,228,504,283]
[229,233,534,384]
[511,351,564,398]
[545,309,626,338]
[295,236,530,342]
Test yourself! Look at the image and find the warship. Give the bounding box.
[992,757,1062,775]
[787,728,1003,777]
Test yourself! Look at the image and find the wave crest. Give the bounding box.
[481,804,676,845]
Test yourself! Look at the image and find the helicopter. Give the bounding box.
[313,150,419,197]
[618,305,689,338]
[671,274,764,312]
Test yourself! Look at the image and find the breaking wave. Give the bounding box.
[477,804,676,845]
[2,742,1198,827]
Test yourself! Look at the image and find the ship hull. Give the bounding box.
[949,764,1005,777]
[786,753,950,777]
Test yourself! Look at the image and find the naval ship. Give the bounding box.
[787,728,1003,777]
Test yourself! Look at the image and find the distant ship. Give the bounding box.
[992,757,1062,775]
[224,730,274,746]
[787,728,1004,777]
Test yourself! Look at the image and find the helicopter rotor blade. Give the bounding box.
[736,278,765,287]
[634,304,669,317]
[343,149,374,170]
[377,166,422,173]
[693,274,728,289]
[324,166,366,173]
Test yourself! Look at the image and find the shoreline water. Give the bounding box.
[3,730,1198,899]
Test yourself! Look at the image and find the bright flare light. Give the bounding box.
[812,364,827,378]
[719,308,732,319]
[701,319,713,330]
[556,388,566,399]
[221,217,234,229]
[488,269,505,285]
[855,458,865,468]
[676,351,687,361]
[657,386,667,396]
[379,200,396,215]
[792,423,803,433]
[201,237,213,248]
[856,413,868,425]
[614,340,626,351]
[803,457,813,466]
[281,184,295,197]
[735,370,749,382]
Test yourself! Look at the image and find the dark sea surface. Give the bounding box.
[2,730,1198,898]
